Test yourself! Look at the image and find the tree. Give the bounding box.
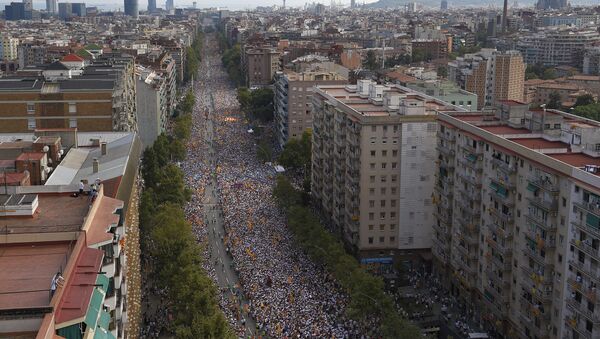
[437,65,448,78]
[574,94,596,107]
[272,175,302,210]
[412,49,425,63]
[573,103,600,121]
[547,91,562,109]
[363,50,378,70]
[541,67,557,80]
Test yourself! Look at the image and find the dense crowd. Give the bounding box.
[181,33,365,338]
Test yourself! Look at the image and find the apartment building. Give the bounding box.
[583,46,600,76]
[18,43,48,69]
[273,70,347,149]
[137,50,177,116]
[405,80,478,112]
[448,49,525,109]
[0,185,128,338]
[0,34,19,61]
[136,66,168,147]
[311,80,462,261]
[242,46,280,88]
[516,28,600,67]
[433,100,600,339]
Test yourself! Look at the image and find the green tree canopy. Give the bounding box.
[547,91,562,109]
[363,50,379,70]
[574,94,596,108]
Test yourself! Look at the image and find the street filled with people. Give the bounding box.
[180,32,367,338]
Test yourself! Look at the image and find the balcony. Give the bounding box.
[489,253,512,271]
[569,260,600,286]
[459,156,483,172]
[103,257,116,278]
[572,218,600,239]
[527,176,559,193]
[565,315,593,339]
[565,297,600,323]
[451,257,477,276]
[527,196,558,212]
[487,223,513,240]
[571,238,600,261]
[437,130,456,142]
[490,157,517,174]
[486,268,510,288]
[437,142,455,157]
[522,247,551,267]
[434,209,452,224]
[567,276,599,303]
[487,237,511,257]
[432,243,450,264]
[525,212,556,231]
[458,186,480,201]
[433,222,450,238]
[521,265,553,287]
[456,230,478,245]
[575,200,600,218]
[489,207,514,224]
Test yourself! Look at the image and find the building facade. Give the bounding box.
[242,45,280,88]
[433,100,600,339]
[274,70,346,149]
[311,80,462,261]
[449,49,525,109]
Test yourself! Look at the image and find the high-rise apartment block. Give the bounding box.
[242,46,280,88]
[448,49,525,110]
[536,0,567,10]
[148,0,156,12]
[274,70,347,149]
[46,0,57,13]
[311,80,462,260]
[0,34,19,60]
[433,100,600,339]
[516,28,600,68]
[124,0,138,18]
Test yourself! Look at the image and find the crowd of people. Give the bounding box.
[180,32,367,338]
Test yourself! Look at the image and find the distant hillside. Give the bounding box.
[363,0,538,9]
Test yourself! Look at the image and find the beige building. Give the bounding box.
[311,80,462,261]
[449,49,525,109]
[242,46,280,88]
[434,99,600,339]
[0,33,19,60]
[274,70,347,148]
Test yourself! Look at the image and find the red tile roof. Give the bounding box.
[480,126,532,135]
[509,138,569,150]
[54,247,103,325]
[61,53,84,62]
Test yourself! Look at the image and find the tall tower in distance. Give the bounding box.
[46,0,57,13]
[22,0,32,11]
[165,0,174,12]
[283,0,286,8]
[148,0,156,12]
[124,0,138,18]
[440,0,448,10]
[501,0,508,33]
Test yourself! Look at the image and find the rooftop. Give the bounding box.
[0,194,89,235]
[0,242,71,310]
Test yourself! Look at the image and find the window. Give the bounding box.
[369,200,375,208]
[369,188,375,195]
[391,200,397,207]
[390,236,396,243]
[371,150,376,157]
[381,187,386,195]
[392,150,398,157]
[369,213,374,220]
[379,236,385,243]
[380,212,385,219]
[27,118,36,130]
[379,224,385,231]
[69,118,77,128]
[382,150,387,156]
[380,200,386,207]
[27,103,35,113]
[392,162,397,169]
[370,176,375,183]
[369,224,374,231]
[544,123,550,129]
[554,123,560,129]
[381,163,387,169]
[68,103,77,114]
[391,212,396,219]
[368,237,373,244]
[391,187,397,195]
[390,224,396,230]
[381,175,387,183]
[370,163,376,169]
[391,175,397,183]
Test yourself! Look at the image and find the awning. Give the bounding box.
[96,274,109,293]
[497,186,508,198]
[526,183,539,192]
[93,310,115,339]
[466,154,477,162]
[489,182,499,192]
[84,289,104,329]
[587,213,600,229]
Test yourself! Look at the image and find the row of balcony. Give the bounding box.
[571,238,600,262]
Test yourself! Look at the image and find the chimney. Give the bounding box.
[101,142,107,156]
[93,158,99,173]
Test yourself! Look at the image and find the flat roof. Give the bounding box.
[509,138,570,150]
[1,194,89,234]
[480,126,532,135]
[0,242,71,310]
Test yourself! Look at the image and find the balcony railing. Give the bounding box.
[567,276,599,302]
[565,315,593,339]
[527,176,559,193]
[487,223,513,240]
[566,297,600,323]
[571,238,600,261]
[527,196,558,212]
[575,200,600,218]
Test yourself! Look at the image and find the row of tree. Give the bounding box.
[272,175,421,339]
[218,33,244,87]
[236,87,275,122]
[184,31,204,84]
[140,89,233,338]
